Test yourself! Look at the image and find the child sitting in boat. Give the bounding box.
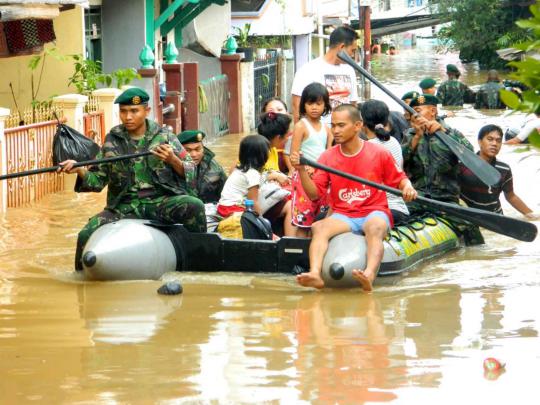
[257,112,297,236]
[217,135,296,236]
[290,82,333,237]
[261,97,293,174]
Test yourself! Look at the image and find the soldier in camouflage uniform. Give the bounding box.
[474,70,506,110]
[436,64,476,107]
[59,88,206,270]
[401,94,484,245]
[178,130,227,203]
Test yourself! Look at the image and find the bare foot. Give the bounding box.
[296,272,325,289]
[352,269,373,292]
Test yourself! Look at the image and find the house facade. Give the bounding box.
[0,3,85,110]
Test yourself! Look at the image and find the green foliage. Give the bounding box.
[68,54,141,95]
[432,0,532,68]
[261,73,270,88]
[25,47,66,107]
[234,24,251,47]
[500,1,540,148]
[68,55,104,94]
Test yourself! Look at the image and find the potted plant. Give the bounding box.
[254,36,268,59]
[234,23,254,62]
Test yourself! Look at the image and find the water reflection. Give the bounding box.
[78,282,183,344]
[292,293,399,403]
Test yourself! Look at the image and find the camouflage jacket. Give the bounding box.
[402,121,474,203]
[436,79,476,106]
[474,81,505,109]
[75,120,196,209]
[194,147,227,203]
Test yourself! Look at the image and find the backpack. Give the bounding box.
[240,210,273,240]
[216,210,273,240]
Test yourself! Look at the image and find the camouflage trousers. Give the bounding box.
[75,194,206,270]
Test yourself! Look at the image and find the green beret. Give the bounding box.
[446,64,460,74]
[401,91,420,102]
[114,87,150,105]
[419,77,436,90]
[178,130,206,144]
[409,94,439,108]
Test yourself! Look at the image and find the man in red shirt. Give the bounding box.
[290,104,418,291]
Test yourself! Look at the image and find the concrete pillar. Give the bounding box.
[137,68,162,124]
[92,88,122,133]
[240,61,255,132]
[182,62,200,131]
[284,57,295,110]
[0,108,9,213]
[220,54,243,134]
[52,94,88,133]
[293,34,310,72]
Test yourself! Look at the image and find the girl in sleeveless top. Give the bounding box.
[290,82,333,236]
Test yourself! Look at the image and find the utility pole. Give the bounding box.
[357,2,371,69]
[357,1,371,99]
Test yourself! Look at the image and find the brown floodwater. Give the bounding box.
[1,47,540,403]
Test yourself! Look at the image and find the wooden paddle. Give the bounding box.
[300,156,537,242]
[337,51,501,188]
[0,151,153,181]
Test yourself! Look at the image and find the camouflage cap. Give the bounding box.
[114,87,150,105]
[401,91,420,102]
[409,94,440,108]
[178,130,206,144]
[419,77,436,90]
[446,64,460,74]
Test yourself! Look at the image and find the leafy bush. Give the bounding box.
[500,1,540,147]
[68,54,141,95]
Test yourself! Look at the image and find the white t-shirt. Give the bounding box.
[218,168,262,207]
[368,136,409,215]
[292,57,359,125]
[517,115,540,141]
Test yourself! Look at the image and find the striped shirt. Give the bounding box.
[459,156,513,214]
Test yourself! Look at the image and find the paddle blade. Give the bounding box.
[417,198,538,242]
[433,131,501,187]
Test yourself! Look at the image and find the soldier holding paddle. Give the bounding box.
[58,87,206,271]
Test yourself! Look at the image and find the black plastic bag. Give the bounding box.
[52,122,100,165]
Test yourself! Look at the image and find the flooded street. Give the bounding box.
[1,45,540,403]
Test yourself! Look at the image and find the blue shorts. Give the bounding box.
[331,211,390,235]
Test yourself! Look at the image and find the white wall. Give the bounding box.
[183,2,231,57]
[232,0,314,36]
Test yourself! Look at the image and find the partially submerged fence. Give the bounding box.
[1,92,112,211]
[198,74,230,144]
[84,95,106,145]
[4,119,65,207]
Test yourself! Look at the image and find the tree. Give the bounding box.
[431,0,532,68]
[500,1,540,148]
